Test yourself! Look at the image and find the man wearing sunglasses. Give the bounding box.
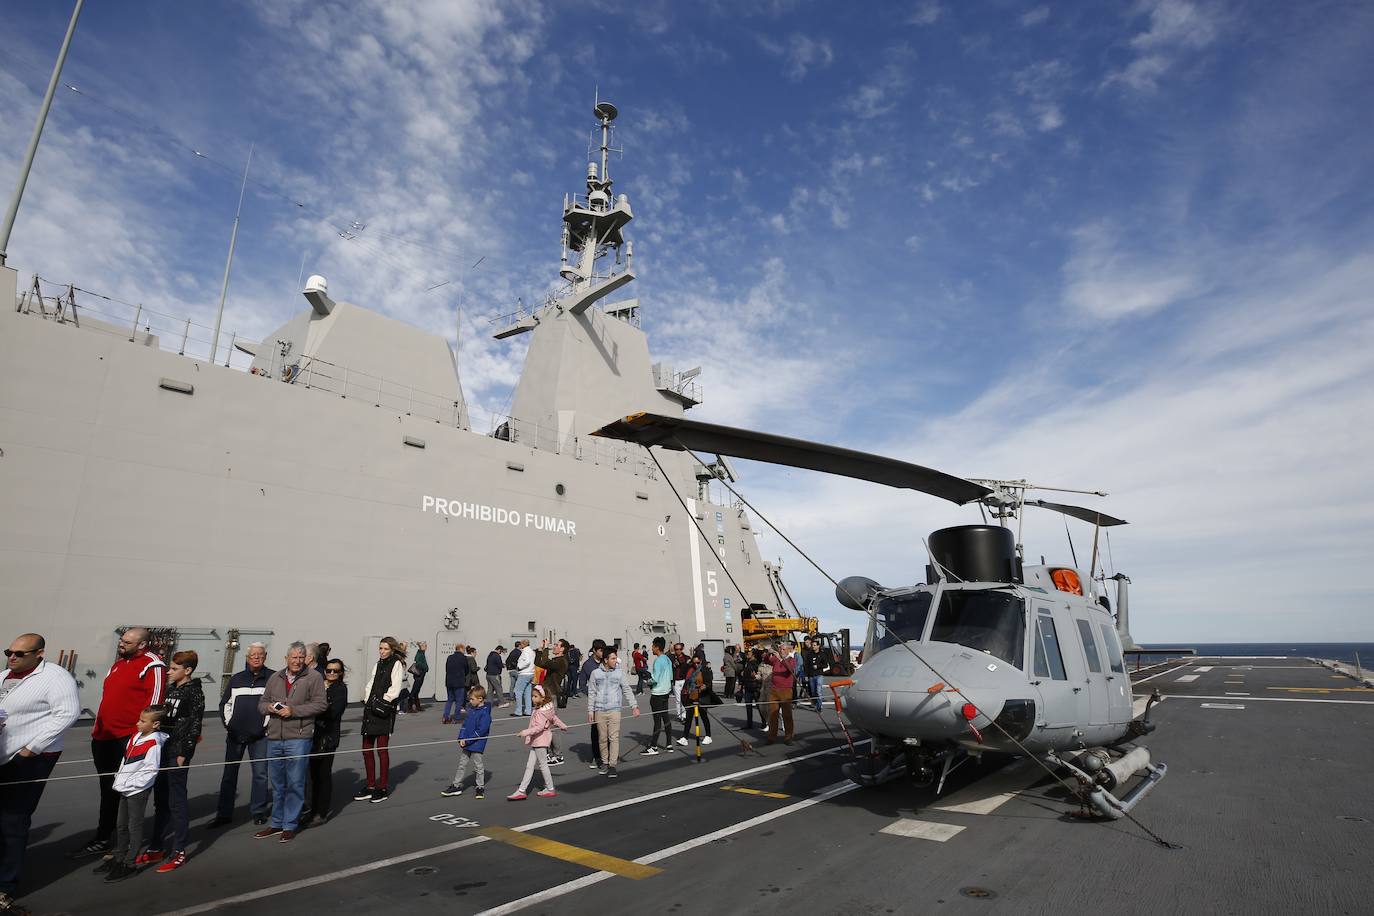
[1,633,81,915]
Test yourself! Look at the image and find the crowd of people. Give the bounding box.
[0,628,838,915]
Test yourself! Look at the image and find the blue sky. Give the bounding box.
[4,1,1372,642]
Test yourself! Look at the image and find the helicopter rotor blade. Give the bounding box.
[1026,499,1128,527]
[591,412,992,505]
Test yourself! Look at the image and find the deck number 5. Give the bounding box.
[706,570,719,597]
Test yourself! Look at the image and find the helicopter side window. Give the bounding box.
[1033,611,1068,680]
[872,592,934,653]
[1075,618,1103,674]
[930,590,1025,669]
[1098,623,1126,674]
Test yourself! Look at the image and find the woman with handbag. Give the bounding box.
[303,659,347,826]
[407,642,430,713]
[356,637,405,804]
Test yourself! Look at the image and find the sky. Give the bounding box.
[3,0,1372,643]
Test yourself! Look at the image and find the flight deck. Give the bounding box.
[17,658,1373,915]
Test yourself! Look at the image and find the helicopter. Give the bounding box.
[593,411,1169,822]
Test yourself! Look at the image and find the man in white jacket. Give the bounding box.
[513,641,536,717]
[0,632,81,912]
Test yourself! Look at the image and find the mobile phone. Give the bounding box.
[271,702,285,711]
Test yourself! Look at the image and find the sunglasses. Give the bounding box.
[325,668,343,674]
[4,649,38,658]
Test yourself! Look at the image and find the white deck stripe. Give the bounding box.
[880,818,966,841]
[932,758,1040,815]
[1134,663,1190,684]
[1194,666,1214,672]
[158,743,863,915]
[1200,703,1246,709]
[1174,674,1200,682]
[474,781,859,915]
[1185,695,1374,706]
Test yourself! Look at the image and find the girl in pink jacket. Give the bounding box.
[508,685,568,800]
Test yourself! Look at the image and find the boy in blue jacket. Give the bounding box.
[441,687,491,799]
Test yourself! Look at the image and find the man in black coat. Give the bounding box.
[443,647,470,725]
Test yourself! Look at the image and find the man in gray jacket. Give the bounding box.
[586,648,638,779]
[254,643,326,842]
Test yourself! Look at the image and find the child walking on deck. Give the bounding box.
[508,686,567,801]
[442,687,491,799]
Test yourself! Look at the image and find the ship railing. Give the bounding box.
[289,355,467,428]
[17,275,255,370]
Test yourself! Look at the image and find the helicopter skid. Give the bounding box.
[1053,748,1169,820]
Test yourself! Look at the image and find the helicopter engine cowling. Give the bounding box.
[927,525,1022,584]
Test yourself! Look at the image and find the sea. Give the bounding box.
[1135,643,1374,666]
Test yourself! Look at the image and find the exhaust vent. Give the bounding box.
[158,378,194,395]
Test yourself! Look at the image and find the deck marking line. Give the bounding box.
[478,825,662,879]
[1200,703,1246,709]
[1225,692,1250,696]
[1134,664,1191,685]
[1194,666,1214,672]
[933,758,1040,815]
[472,780,859,915]
[157,741,865,915]
[721,785,789,799]
[1269,687,1374,694]
[1184,695,1374,705]
[880,818,966,842]
[1174,674,1200,683]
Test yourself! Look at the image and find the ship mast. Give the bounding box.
[495,100,634,339]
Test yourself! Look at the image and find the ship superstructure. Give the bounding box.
[0,102,784,709]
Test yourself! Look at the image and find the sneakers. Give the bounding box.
[676,737,690,747]
[353,786,374,801]
[154,851,187,873]
[279,831,296,843]
[0,891,33,915]
[639,746,660,756]
[474,789,485,799]
[507,791,528,801]
[701,735,713,745]
[254,827,282,839]
[134,849,165,866]
[370,788,390,803]
[66,837,111,859]
[104,862,136,883]
[547,755,564,766]
[92,857,115,875]
[536,788,557,798]
[597,765,608,775]
[606,767,618,778]
[588,761,601,769]
[440,785,464,797]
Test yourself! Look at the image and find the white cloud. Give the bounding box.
[844,47,916,119]
[1105,0,1223,93]
[1061,222,1203,320]
[908,1,943,26]
[757,32,834,81]
[1020,6,1050,26]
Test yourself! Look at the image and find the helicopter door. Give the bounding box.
[1030,604,1075,728]
[1073,617,1109,727]
[1098,623,1133,723]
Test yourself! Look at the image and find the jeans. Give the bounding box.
[723,676,737,699]
[514,675,534,715]
[217,732,270,819]
[444,687,467,720]
[267,738,311,831]
[91,736,127,841]
[649,693,672,747]
[113,788,151,867]
[808,675,823,711]
[0,752,59,896]
[743,683,759,727]
[410,674,427,708]
[151,763,191,852]
[634,669,650,694]
[362,735,391,790]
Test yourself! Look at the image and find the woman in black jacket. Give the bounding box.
[147,650,204,872]
[740,648,763,730]
[302,660,348,826]
[357,637,405,803]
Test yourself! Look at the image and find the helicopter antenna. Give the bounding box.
[1063,515,1079,568]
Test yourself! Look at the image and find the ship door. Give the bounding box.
[1072,616,1110,727]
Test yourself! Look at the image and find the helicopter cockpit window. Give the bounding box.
[1098,622,1126,674]
[930,590,1025,670]
[872,592,934,652]
[1033,611,1068,680]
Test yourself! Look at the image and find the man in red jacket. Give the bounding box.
[66,628,165,858]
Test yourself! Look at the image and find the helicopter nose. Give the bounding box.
[843,643,1005,740]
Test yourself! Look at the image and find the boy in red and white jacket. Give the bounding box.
[97,707,165,883]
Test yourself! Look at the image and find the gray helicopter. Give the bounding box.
[594,412,1168,821]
